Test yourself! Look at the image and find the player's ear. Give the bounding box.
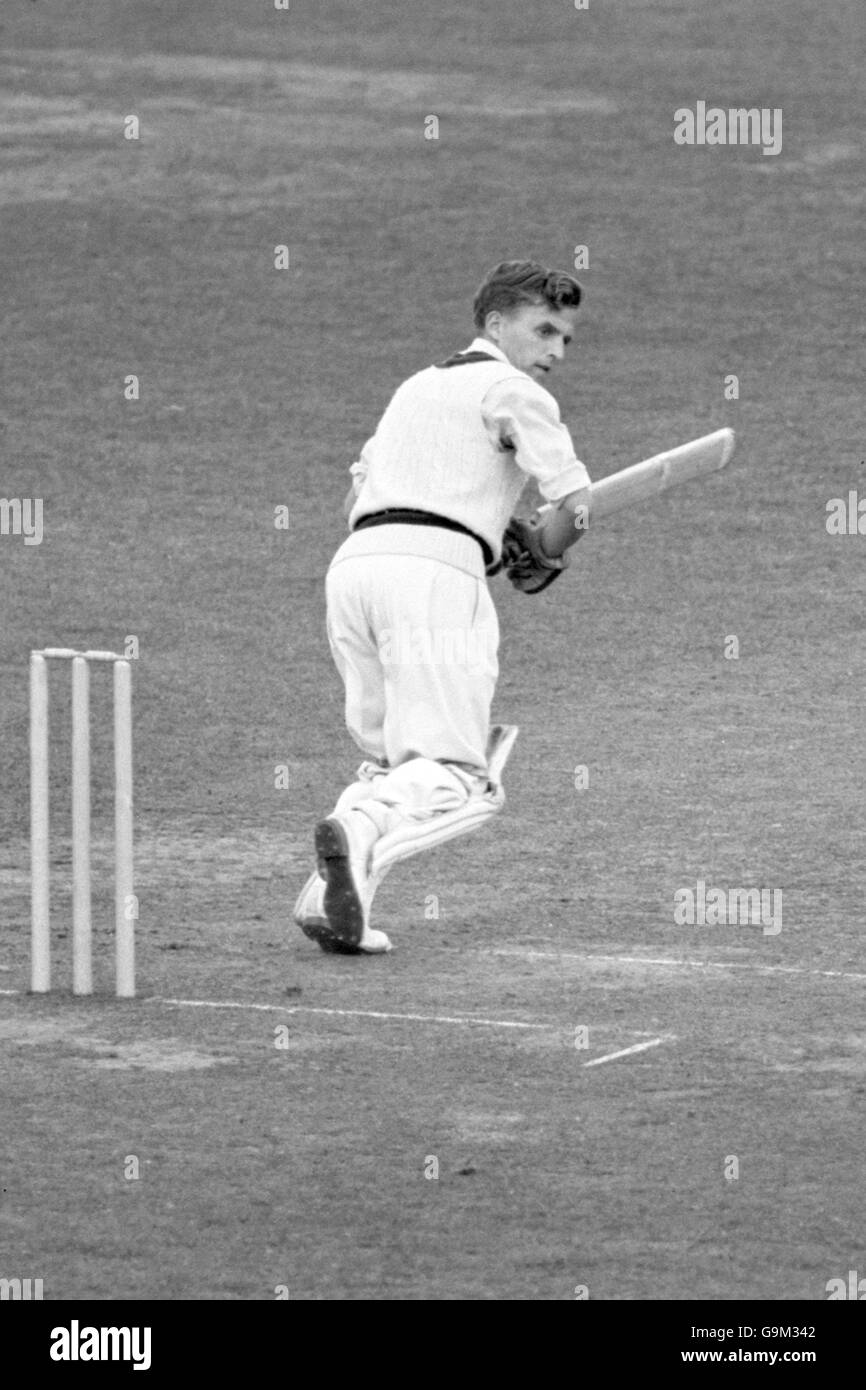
[484,310,502,340]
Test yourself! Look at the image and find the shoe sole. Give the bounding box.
[294,868,389,956]
[299,919,366,956]
[314,817,365,948]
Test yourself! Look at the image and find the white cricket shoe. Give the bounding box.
[293,871,328,933]
[293,820,392,955]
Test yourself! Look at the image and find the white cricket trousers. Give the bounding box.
[325,539,499,831]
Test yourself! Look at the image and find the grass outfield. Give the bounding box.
[1,0,863,1299]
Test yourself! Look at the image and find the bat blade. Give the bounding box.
[588,428,735,520]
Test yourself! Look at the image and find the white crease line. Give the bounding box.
[3,988,664,1044]
[584,1035,674,1068]
[3,988,673,1054]
[148,996,554,1031]
[2,987,550,1030]
[491,950,866,982]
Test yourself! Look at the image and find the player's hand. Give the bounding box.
[501,515,570,594]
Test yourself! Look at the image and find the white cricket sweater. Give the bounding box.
[346,337,590,564]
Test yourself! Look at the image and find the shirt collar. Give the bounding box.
[467,336,511,366]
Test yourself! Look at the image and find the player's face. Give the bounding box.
[484,302,578,382]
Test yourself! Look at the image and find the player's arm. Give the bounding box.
[484,376,591,552]
[483,377,591,588]
[343,440,374,520]
[532,484,591,557]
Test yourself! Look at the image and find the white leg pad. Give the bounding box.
[370,724,518,877]
[371,795,499,876]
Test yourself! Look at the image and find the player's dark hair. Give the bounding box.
[472,260,582,329]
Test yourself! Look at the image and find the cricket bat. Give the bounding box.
[534,428,736,526]
[587,428,736,519]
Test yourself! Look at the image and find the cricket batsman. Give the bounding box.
[294,259,592,954]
